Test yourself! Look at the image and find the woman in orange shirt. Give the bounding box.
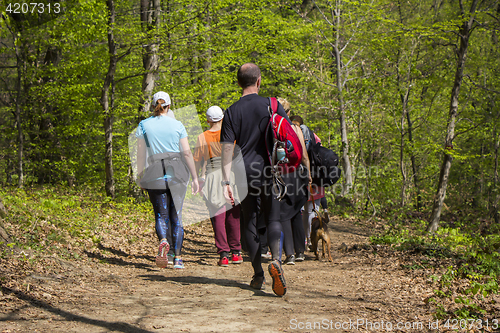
[194,106,242,267]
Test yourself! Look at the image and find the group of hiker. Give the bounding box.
[135,63,336,297]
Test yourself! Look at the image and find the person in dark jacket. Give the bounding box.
[221,63,289,296]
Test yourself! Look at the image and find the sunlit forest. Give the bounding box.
[1,0,500,323]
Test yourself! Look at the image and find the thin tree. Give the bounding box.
[394,0,423,209]
[100,0,131,198]
[330,0,354,195]
[138,0,161,115]
[427,0,480,232]
[0,197,12,245]
[492,125,500,223]
[3,16,26,188]
[294,0,367,195]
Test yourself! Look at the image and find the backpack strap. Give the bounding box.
[268,97,278,116]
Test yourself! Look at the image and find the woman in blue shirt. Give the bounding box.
[137,91,200,269]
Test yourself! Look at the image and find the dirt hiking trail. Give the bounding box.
[1,215,447,333]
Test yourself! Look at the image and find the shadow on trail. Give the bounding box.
[82,233,218,269]
[97,243,153,261]
[0,287,154,333]
[183,229,217,249]
[139,274,273,297]
[83,246,156,271]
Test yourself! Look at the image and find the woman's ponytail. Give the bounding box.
[154,99,166,116]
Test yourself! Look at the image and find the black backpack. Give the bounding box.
[309,142,341,187]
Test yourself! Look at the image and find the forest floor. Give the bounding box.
[0,204,495,333]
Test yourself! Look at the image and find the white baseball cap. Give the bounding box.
[152,91,171,107]
[206,106,224,122]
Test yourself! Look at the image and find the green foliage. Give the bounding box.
[0,186,151,254]
[371,216,500,320]
[0,0,499,238]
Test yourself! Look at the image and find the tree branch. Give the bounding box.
[453,119,486,140]
[312,73,337,87]
[465,75,500,94]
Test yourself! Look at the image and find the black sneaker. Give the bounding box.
[284,255,295,265]
[250,275,266,290]
[268,260,287,296]
[295,253,305,261]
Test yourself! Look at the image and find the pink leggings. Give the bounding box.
[210,205,241,255]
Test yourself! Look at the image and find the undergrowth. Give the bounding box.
[2,185,499,323]
[370,211,500,322]
[0,186,151,258]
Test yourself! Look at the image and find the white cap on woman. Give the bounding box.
[153,91,171,107]
[206,106,224,122]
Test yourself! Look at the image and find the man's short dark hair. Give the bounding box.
[290,115,304,125]
[237,63,261,88]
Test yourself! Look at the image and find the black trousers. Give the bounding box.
[240,184,282,276]
[282,210,306,256]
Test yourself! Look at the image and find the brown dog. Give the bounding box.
[310,209,333,262]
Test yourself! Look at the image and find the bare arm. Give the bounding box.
[201,160,207,178]
[193,134,207,178]
[194,158,205,177]
[195,159,207,178]
[221,142,234,182]
[180,137,200,194]
[221,142,235,205]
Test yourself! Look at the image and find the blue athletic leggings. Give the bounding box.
[147,180,187,256]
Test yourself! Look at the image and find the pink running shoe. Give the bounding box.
[155,240,169,268]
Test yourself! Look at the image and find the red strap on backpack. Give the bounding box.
[265,97,304,200]
[269,97,278,116]
[266,97,303,171]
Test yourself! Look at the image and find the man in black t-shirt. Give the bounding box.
[221,63,288,296]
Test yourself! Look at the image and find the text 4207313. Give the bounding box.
[6,2,61,14]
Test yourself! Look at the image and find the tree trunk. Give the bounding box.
[407,110,421,210]
[14,35,24,188]
[396,0,421,210]
[398,86,410,207]
[338,103,352,196]
[332,6,353,196]
[5,17,27,188]
[0,198,12,245]
[492,127,499,224]
[129,0,161,197]
[101,0,118,198]
[396,0,406,208]
[0,198,7,219]
[104,112,115,198]
[427,0,478,232]
[139,0,161,115]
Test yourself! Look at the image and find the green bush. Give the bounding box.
[0,185,151,254]
[370,219,500,320]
